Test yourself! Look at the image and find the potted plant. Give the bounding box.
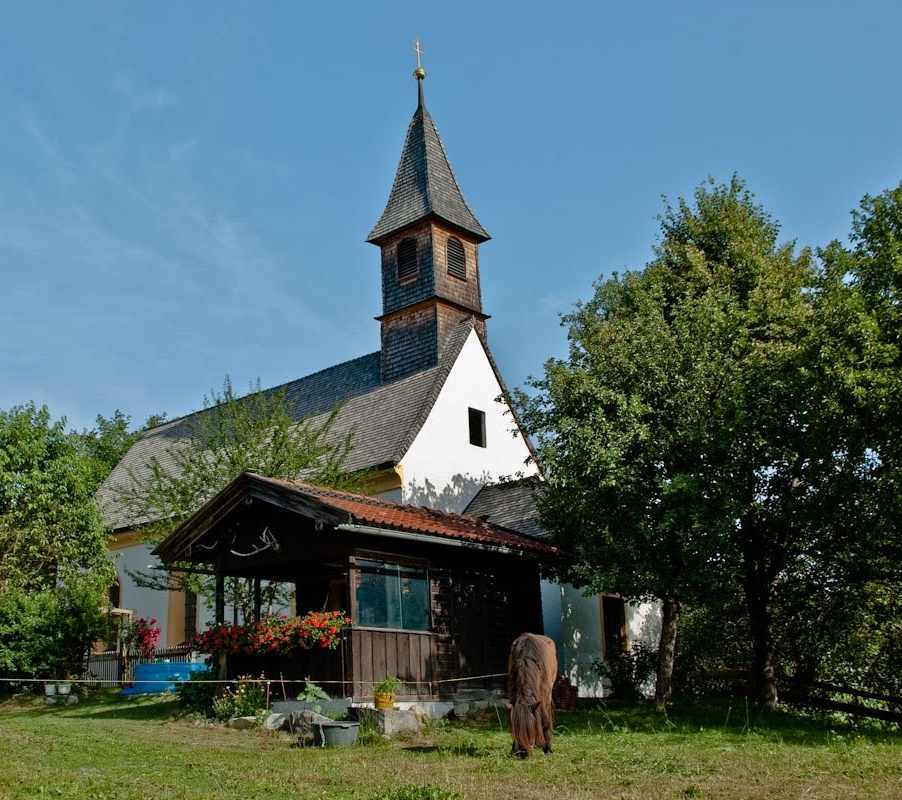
[372,676,404,710]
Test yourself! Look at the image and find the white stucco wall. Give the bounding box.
[110,543,171,641]
[546,581,662,698]
[400,331,538,513]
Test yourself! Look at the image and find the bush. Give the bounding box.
[0,575,109,679]
[594,642,657,700]
[674,600,751,698]
[176,667,218,716]
[212,674,267,721]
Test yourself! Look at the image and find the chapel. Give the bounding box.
[99,52,652,699]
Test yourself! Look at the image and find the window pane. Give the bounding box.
[355,560,429,631]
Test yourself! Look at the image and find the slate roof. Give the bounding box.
[465,477,548,541]
[367,80,489,244]
[98,318,477,531]
[154,472,560,563]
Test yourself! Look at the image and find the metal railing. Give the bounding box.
[84,644,196,687]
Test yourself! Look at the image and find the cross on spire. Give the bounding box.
[413,38,426,81]
[413,38,425,69]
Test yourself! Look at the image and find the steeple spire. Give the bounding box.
[369,46,491,384]
[366,43,489,245]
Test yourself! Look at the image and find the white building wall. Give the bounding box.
[559,585,606,697]
[401,331,538,513]
[110,544,170,639]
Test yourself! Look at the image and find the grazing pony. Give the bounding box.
[507,632,557,757]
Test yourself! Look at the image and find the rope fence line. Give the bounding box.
[0,673,508,688]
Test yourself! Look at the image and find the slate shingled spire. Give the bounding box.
[369,49,491,385]
[367,60,489,244]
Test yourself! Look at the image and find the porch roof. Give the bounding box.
[152,471,560,565]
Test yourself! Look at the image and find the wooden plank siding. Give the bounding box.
[348,628,437,699]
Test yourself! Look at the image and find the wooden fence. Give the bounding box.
[690,668,902,725]
[780,675,902,725]
[84,644,195,687]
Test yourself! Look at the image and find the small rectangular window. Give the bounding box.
[468,407,486,448]
[354,559,430,631]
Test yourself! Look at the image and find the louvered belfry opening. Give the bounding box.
[398,237,418,281]
[446,236,466,280]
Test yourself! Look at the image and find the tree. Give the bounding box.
[113,376,363,618]
[74,409,161,493]
[0,403,114,682]
[519,176,865,711]
[517,265,735,709]
[789,181,902,698]
[0,402,113,594]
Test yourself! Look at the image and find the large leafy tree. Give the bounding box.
[113,376,362,618]
[790,181,902,697]
[0,403,114,680]
[0,402,113,594]
[519,177,869,711]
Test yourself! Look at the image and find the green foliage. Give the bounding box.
[673,600,752,698]
[373,675,405,694]
[0,574,110,678]
[0,402,113,594]
[118,376,362,544]
[595,642,658,700]
[296,677,331,703]
[518,175,892,710]
[212,674,267,721]
[176,667,217,716]
[73,410,146,493]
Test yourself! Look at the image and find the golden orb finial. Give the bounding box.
[413,38,426,80]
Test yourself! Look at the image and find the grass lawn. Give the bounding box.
[0,690,900,799]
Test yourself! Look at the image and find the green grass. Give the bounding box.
[1,690,900,799]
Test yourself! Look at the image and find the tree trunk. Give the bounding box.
[742,534,778,712]
[654,595,681,712]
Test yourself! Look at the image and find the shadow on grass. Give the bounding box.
[401,742,494,757]
[63,692,182,722]
[551,699,902,746]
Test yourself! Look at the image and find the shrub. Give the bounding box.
[212,674,267,721]
[176,667,217,716]
[594,642,657,700]
[0,576,108,679]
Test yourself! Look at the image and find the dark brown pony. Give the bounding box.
[507,632,557,757]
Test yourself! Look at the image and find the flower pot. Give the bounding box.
[313,721,359,747]
[44,683,57,697]
[56,682,72,696]
[374,692,395,710]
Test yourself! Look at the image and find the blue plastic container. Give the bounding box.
[120,661,208,696]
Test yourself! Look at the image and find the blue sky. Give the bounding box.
[1,2,900,433]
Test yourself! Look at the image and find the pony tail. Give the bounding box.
[510,700,540,756]
[507,632,557,758]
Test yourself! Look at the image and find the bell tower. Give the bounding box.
[367,42,490,384]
